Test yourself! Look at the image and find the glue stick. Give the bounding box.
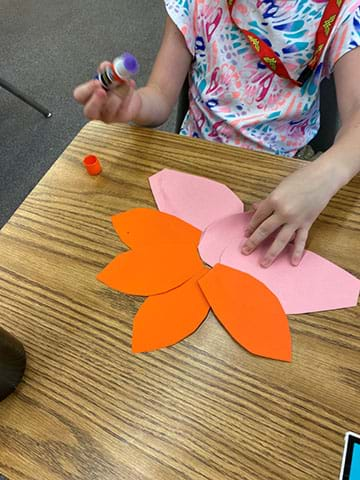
[96,53,139,91]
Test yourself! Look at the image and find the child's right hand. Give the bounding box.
[73,61,142,124]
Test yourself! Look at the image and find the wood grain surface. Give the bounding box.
[0,121,359,480]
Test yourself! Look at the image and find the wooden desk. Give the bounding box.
[0,122,359,480]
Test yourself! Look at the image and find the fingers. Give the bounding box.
[83,87,108,120]
[291,228,309,265]
[261,225,295,268]
[98,61,112,73]
[244,201,273,238]
[74,63,136,123]
[128,79,137,90]
[73,79,102,104]
[242,214,283,255]
[75,83,127,123]
[100,94,123,123]
[73,60,112,103]
[243,215,309,267]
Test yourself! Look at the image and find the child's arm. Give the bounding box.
[242,47,360,268]
[73,16,192,127]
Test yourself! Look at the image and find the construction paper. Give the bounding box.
[112,208,201,249]
[199,212,251,266]
[149,169,244,231]
[198,264,291,362]
[98,166,359,357]
[97,243,204,296]
[198,210,360,314]
[221,237,360,315]
[132,268,210,353]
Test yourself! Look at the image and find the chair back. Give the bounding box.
[310,75,339,153]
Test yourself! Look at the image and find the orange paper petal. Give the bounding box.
[198,264,291,362]
[112,208,201,249]
[132,268,210,353]
[97,243,204,296]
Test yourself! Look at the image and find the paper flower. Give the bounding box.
[97,169,359,362]
[150,169,360,315]
[97,208,291,361]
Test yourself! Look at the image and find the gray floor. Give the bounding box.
[0,0,175,228]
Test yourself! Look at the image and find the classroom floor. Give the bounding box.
[0,0,175,228]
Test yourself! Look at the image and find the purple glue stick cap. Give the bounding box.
[122,52,139,75]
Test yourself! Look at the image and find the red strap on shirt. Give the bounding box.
[228,0,345,86]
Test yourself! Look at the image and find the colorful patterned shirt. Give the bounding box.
[165,0,360,156]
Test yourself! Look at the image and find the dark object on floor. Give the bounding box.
[0,326,26,401]
[0,76,52,118]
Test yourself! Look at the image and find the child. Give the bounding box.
[74,0,360,267]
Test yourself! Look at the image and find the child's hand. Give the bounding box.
[241,160,338,267]
[73,61,142,123]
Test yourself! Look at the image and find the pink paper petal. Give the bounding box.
[220,237,360,315]
[149,169,244,231]
[198,212,251,266]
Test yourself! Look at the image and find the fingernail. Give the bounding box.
[261,259,271,268]
[242,246,252,255]
[292,256,300,266]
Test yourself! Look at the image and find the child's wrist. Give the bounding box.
[133,86,170,127]
[314,150,354,194]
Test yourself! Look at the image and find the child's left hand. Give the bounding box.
[241,159,338,267]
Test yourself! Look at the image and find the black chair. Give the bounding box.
[0,76,52,118]
[309,75,339,153]
[175,77,190,135]
[175,75,339,153]
[0,327,26,401]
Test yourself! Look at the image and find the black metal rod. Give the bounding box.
[0,77,52,118]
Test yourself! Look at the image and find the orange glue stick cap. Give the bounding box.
[83,155,102,176]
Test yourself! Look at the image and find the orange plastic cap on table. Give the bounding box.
[83,155,102,176]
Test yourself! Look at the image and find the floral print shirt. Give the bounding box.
[165,0,360,156]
